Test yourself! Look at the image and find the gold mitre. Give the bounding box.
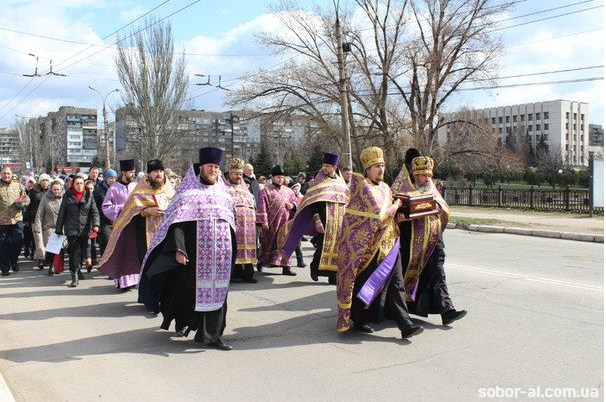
[228,158,245,173]
[411,156,434,176]
[359,146,385,170]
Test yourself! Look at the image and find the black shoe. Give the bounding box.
[328,275,337,285]
[37,260,45,270]
[86,264,92,273]
[70,272,79,287]
[243,276,258,283]
[1,271,9,277]
[310,272,318,282]
[256,263,263,272]
[77,270,84,280]
[11,263,19,272]
[401,324,424,339]
[441,309,467,326]
[297,261,306,268]
[211,337,233,351]
[282,267,297,276]
[353,323,374,333]
[48,268,54,276]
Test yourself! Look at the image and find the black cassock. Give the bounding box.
[142,220,236,344]
[399,221,454,317]
[350,251,414,330]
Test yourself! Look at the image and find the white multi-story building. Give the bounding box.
[439,100,590,166]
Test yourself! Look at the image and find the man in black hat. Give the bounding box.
[256,165,299,276]
[141,147,236,350]
[98,159,174,293]
[279,152,348,284]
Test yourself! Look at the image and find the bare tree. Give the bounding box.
[227,1,413,168]
[115,17,189,165]
[437,107,523,181]
[535,140,565,188]
[229,0,510,169]
[390,0,511,156]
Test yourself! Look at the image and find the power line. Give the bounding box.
[493,5,603,31]
[482,65,604,81]
[498,0,597,23]
[504,27,603,48]
[55,0,204,74]
[454,76,603,92]
[0,1,201,118]
[53,0,174,71]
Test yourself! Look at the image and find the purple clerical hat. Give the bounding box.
[323,152,340,166]
[199,147,224,166]
[119,159,135,171]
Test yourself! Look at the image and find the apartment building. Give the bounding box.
[36,106,98,169]
[114,108,312,172]
[0,128,20,165]
[439,100,590,166]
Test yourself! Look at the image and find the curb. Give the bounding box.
[0,372,15,402]
[447,222,603,243]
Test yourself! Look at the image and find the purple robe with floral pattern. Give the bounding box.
[142,168,235,312]
[256,182,298,267]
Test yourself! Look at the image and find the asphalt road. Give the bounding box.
[0,230,603,401]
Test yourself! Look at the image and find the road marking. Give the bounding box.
[448,263,604,292]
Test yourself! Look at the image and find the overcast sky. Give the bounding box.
[0,0,603,129]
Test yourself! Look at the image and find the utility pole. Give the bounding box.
[89,86,119,170]
[335,14,353,169]
[229,112,235,158]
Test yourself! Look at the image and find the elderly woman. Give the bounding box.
[27,173,52,268]
[33,180,64,275]
[55,176,100,287]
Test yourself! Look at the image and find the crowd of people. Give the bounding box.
[0,145,466,351]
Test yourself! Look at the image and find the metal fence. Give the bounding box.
[442,186,603,214]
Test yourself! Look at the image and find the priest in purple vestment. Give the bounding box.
[336,146,423,339]
[101,158,137,289]
[141,147,236,351]
[278,152,348,284]
[256,165,299,276]
[224,158,258,283]
[393,150,466,326]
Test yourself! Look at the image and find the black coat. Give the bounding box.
[93,182,112,226]
[24,185,47,223]
[55,188,100,237]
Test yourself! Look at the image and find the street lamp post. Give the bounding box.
[89,86,119,170]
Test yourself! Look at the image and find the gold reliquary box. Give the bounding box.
[393,192,439,219]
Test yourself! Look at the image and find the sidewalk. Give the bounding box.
[449,206,604,243]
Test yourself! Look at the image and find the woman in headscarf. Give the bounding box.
[33,179,64,275]
[55,176,100,287]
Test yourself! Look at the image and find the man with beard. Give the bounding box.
[99,160,174,293]
[392,153,466,326]
[102,158,137,288]
[336,147,423,339]
[279,152,348,284]
[256,165,299,276]
[141,148,236,350]
[93,169,117,258]
[224,158,258,283]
